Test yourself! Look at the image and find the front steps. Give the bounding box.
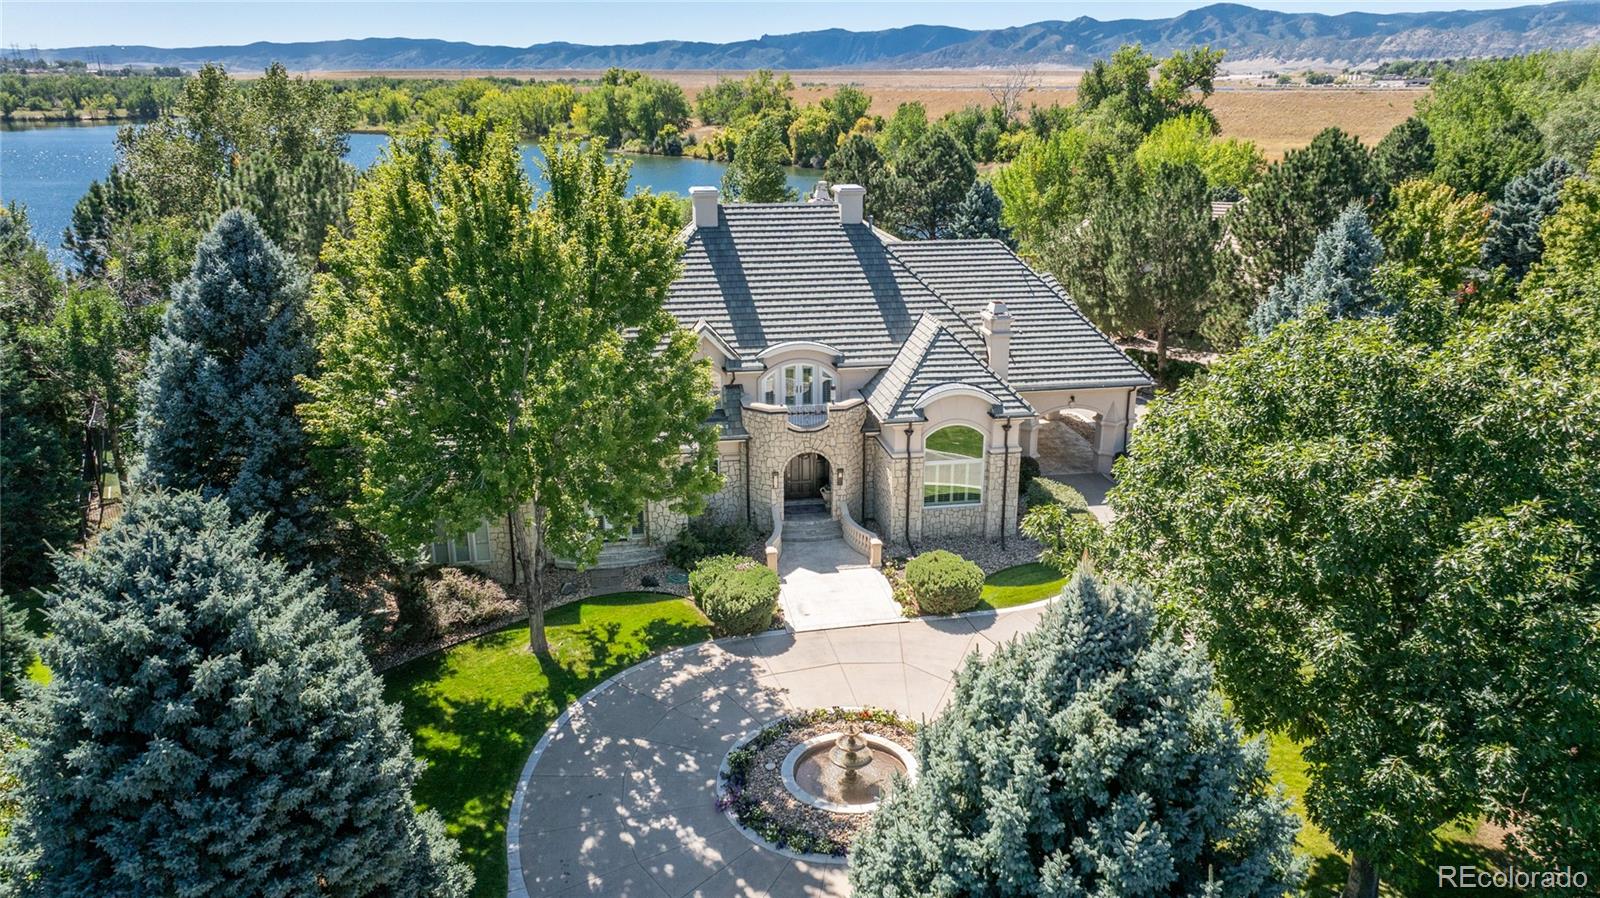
[784,501,844,543]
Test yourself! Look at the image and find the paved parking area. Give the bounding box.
[507,604,1052,898]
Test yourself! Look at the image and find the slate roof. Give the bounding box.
[671,203,984,366]
[863,314,1034,423]
[884,241,1151,393]
[668,202,1151,406]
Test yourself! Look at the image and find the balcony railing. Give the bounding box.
[785,403,829,429]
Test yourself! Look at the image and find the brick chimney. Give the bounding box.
[832,183,865,225]
[980,299,1012,379]
[690,186,719,229]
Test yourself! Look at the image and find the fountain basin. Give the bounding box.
[780,732,918,814]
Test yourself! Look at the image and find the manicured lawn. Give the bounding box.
[1263,731,1514,897]
[980,562,1067,609]
[382,592,711,898]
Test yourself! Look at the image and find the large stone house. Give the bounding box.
[435,183,1150,579]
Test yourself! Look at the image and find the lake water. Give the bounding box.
[0,123,819,266]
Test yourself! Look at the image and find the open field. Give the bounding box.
[299,67,1424,157]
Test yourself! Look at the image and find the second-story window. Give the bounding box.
[765,363,835,408]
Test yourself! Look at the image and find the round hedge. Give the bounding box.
[905,549,984,615]
[689,554,779,635]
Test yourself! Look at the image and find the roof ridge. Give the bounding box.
[883,241,991,353]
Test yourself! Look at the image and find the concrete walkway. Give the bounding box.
[775,538,901,632]
[507,603,1053,898]
[1050,472,1117,524]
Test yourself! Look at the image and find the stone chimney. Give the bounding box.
[833,183,865,225]
[980,299,1013,379]
[690,186,719,229]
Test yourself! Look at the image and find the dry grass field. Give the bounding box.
[306,67,1424,157]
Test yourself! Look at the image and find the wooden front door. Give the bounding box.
[784,453,828,500]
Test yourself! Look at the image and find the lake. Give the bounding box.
[0,123,820,266]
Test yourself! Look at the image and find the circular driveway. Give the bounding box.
[507,604,1052,898]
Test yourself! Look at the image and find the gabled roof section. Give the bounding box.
[886,240,1152,392]
[669,203,982,365]
[864,314,1034,424]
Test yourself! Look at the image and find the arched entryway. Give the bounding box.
[784,451,832,502]
[1032,409,1101,475]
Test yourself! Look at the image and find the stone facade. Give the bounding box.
[741,398,872,531]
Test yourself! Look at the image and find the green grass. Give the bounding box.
[980,562,1067,609]
[1263,732,1515,897]
[382,592,711,898]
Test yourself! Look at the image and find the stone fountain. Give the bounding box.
[781,720,918,814]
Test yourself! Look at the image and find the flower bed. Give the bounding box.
[718,707,917,857]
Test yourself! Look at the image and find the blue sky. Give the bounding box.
[4,1,1536,50]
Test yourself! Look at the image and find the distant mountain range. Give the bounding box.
[38,2,1600,71]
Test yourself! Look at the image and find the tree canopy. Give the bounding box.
[721,117,797,203]
[850,571,1303,898]
[1,491,472,897]
[136,209,325,562]
[1108,271,1600,894]
[1249,203,1386,336]
[304,120,719,653]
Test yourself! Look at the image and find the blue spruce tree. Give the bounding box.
[137,209,324,560]
[849,572,1303,898]
[948,179,1016,248]
[1,492,471,897]
[1250,204,1386,337]
[1482,157,1578,281]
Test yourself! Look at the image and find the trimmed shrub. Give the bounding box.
[1023,477,1089,513]
[665,514,756,570]
[396,566,518,641]
[689,554,779,635]
[1018,456,1041,496]
[1021,504,1104,572]
[905,550,984,615]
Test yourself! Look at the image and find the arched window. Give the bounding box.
[763,363,836,408]
[924,425,985,506]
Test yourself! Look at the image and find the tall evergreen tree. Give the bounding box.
[1208,127,1377,349]
[721,118,797,203]
[136,209,324,562]
[0,592,34,701]
[823,133,886,220]
[1373,116,1435,193]
[881,126,976,239]
[947,179,1015,248]
[1481,156,1578,280]
[1,492,471,897]
[1250,204,1386,336]
[1050,161,1216,380]
[0,322,79,598]
[217,149,358,264]
[850,572,1303,898]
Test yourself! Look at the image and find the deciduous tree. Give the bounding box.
[1375,178,1488,297]
[722,117,797,202]
[850,572,1303,898]
[1108,280,1600,897]
[1,492,471,897]
[305,122,719,654]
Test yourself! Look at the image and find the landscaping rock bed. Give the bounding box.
[719,707,917,857]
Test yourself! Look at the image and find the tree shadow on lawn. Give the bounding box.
[382,593,711,898]
[1299,828,1516,898]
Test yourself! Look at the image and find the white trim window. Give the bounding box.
[763,363,835,408]
[431,521,493,565]
[924,425,985,506]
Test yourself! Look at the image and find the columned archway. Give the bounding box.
[1031,408,1102,475]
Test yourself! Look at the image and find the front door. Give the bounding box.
[784,453,828,500]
